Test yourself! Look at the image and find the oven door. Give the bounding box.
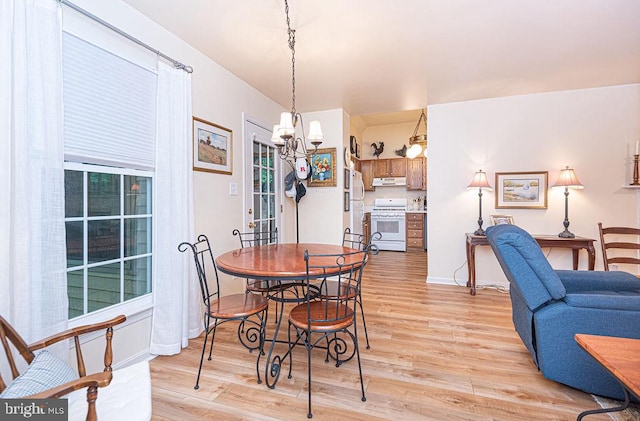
[370,214,406,251]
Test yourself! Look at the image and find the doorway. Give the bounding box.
[243,116,280,238]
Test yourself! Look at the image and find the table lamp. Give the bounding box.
[468,170,493,236]
[552,166,583,238]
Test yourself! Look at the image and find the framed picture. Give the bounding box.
[192,117,232,174]
[308,148,337,187]
[344,191,350,212]
[491,214,514,225]
[344,168,350,190]
[495,171,548,209]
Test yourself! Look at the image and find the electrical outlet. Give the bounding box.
[611,264,618,271]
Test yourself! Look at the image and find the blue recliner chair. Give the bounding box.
[485,224,640,399]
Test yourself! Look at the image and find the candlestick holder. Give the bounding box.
[632,154,640,186]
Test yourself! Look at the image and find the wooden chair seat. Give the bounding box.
[209,293,269,319]
[289,301,354,332]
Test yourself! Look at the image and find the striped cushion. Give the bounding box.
[0,350,78,398]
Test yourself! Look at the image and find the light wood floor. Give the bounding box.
[149,250,610,420]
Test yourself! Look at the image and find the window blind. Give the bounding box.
[63,33,157,170]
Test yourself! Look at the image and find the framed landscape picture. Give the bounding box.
[308,148,337,187]
[495,171,548,209]
[193,117,232,174]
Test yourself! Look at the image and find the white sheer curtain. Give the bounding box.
[0,0,67,342]
[150,62,201,355]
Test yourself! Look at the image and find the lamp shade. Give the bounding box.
[307,120,323,141]
[553,166,583,189]
[278,112,295,137]
[468,170,492,190]
[271,125,285,146]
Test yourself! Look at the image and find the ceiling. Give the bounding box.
[121,0,640,124]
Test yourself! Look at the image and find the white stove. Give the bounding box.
[370,198,407,251]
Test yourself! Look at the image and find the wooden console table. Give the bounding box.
[465,233,596,296]
[575,334,640,420]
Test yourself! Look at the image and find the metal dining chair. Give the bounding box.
[287,247,370,418]
[178,234,269,389]
[316,228,379,348]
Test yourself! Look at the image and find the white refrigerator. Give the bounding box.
[349,169,366,234]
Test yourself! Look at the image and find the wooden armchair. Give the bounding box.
[598,222,640,273]
[0,314,150,421]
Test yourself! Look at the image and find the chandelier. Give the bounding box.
[407,108,428,159]
[270,0,323,162]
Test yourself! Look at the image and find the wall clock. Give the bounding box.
[344,147,352,166]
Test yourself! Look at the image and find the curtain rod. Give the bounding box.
[58,0,193,73]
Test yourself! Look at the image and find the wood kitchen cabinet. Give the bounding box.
[373,158,406,178]
[363,212,371,246]
[406,157,427,191]
[359,160,375,191]
[406,212,425,250]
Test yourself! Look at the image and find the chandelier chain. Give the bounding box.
[284,0,296,115]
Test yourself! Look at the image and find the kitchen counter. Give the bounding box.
[406,209,427,214]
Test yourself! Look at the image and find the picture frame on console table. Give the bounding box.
[495,171,548,209]
[490,214,514,225]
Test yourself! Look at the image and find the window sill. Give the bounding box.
[68,294,153,339]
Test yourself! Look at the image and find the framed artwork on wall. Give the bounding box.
[344,191,350,212]
[308,148,337,187]
[192,117,232,174]
[495,171,548,209]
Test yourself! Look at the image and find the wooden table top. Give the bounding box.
[575,333,640,398]
[216,243,362,280]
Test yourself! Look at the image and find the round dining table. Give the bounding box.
[216,242,363,280]
[215,242,363,388]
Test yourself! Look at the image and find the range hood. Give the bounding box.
[372,177,407,187]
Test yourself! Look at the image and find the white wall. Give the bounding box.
[428,84,640,289]
[288,108,348,245]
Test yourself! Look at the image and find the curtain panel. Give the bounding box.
[150,62,200,355]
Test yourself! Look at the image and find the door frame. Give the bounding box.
[242,113,284,238]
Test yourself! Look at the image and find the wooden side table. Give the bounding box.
[465,233,596,295]
[575,334,640,420]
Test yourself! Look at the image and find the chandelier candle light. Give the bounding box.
[270,0,323,163]
[468,170,492,236]
[552,166,583,238]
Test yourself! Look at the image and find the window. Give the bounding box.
[65,164,153,319]
[62,32,157,321]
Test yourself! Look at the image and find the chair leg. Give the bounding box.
[194,327,210,390]
[357,292,370,349]
[307,330,313,419]
[208,320,218,360]
[351,325,366,403]
[256,309,268,384]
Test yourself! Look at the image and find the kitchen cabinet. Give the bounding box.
[359,160,375,191]
[407,157,427,191]
[373,158,406,178]
[406,212,424,250]
[363,213,371,246]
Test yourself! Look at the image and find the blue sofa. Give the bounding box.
[485,224,640,399]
